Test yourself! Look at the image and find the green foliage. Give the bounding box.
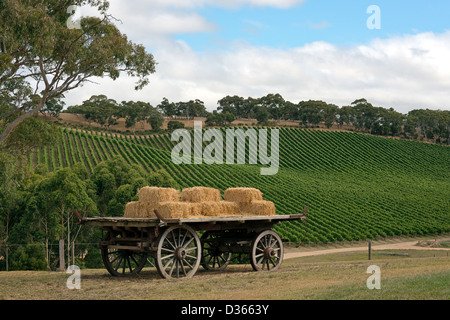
[4,124,449,271]
[24,126,449,245]
[0,0,156,146]
[1,117,61,156]
[167,120,185,131]
[147,169,180,189]
[9,244,47,271]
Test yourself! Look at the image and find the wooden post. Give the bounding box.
[59,239,65,271]
[368,241,372,260]
[71,241,75,266]
[5,244,8,272]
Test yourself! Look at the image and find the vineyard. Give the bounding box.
[27,126,450,244]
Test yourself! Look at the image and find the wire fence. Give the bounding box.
[0,242,102,272]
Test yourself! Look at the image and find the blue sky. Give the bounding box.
[175,0,450,51]
[69,0,450,113]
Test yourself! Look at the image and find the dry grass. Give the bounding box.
[1,250,448,300]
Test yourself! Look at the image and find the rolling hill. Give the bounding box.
[28,126,450,243]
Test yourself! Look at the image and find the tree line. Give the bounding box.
[63,93,449,145]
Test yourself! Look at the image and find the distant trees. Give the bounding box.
[158,97,208,118]
[64,93,448,144]
[213,94,449,144]
[65,95,164,132]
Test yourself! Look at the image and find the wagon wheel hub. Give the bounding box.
[264,247,276,259]
[175,247,187,260]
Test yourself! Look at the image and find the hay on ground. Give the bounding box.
[238,200,276,216]
[223,188,263,203]
[138,187,179,204]
[201,201,240,217]
[181,187,221,203]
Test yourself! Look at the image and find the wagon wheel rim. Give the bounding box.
[250,230,284,272]
[155,225,201,279]
[101,248,148,277]
[201,232,232,271]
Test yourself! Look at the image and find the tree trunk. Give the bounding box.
[0,93,48,146]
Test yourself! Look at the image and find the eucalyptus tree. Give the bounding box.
[0,0,156,148]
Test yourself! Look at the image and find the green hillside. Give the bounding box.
[29,126,450,243]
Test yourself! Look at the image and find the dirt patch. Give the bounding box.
[284,237,450,260]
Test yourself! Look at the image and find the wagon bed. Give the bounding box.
[79,209,308,279]
[81,214,305,227]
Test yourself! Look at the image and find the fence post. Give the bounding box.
[5,244,8,272]
[59,239,65,271]
[71,241,75,266]
[368,241,372,260]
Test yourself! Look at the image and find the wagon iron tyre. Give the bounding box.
[250,230,284,272]
[101,247,148,277]
[155,225,202,279]
[201,231,232,271]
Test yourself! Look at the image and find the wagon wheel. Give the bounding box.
[250,230,284,272]
[155,225,202,279]
[101,247,148,277]
[201,231,232,271]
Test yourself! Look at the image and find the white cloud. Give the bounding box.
[131,0,306,9]
[64,5,450,114]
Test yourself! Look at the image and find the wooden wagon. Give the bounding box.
[78,208,308,279]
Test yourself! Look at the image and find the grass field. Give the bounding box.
[1,248,448,300]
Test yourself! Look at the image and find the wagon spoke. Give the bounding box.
[180,260,187,276]
[171,231,178,247]
[185,246,198,252]
[164,257,175,269]
[114,256,124,271]
[182,236,195,249]
[183,258,193,269]
[161,253,175,260]
[127,256,133,273]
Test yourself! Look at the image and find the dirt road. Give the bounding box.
[284,238,450,260]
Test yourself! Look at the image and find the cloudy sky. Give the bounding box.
[64,0,450,114]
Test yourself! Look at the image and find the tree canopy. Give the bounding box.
[0,0,156,149]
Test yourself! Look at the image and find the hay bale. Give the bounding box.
[181,187,221,203]
[201,201,240,217]
[223,188,263,203]
[187,203,203,218]
[158,202,192,219]
[139,202,160,219]
[238,200,275,216]
[138,187,179,204]
[124,201,143,218]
